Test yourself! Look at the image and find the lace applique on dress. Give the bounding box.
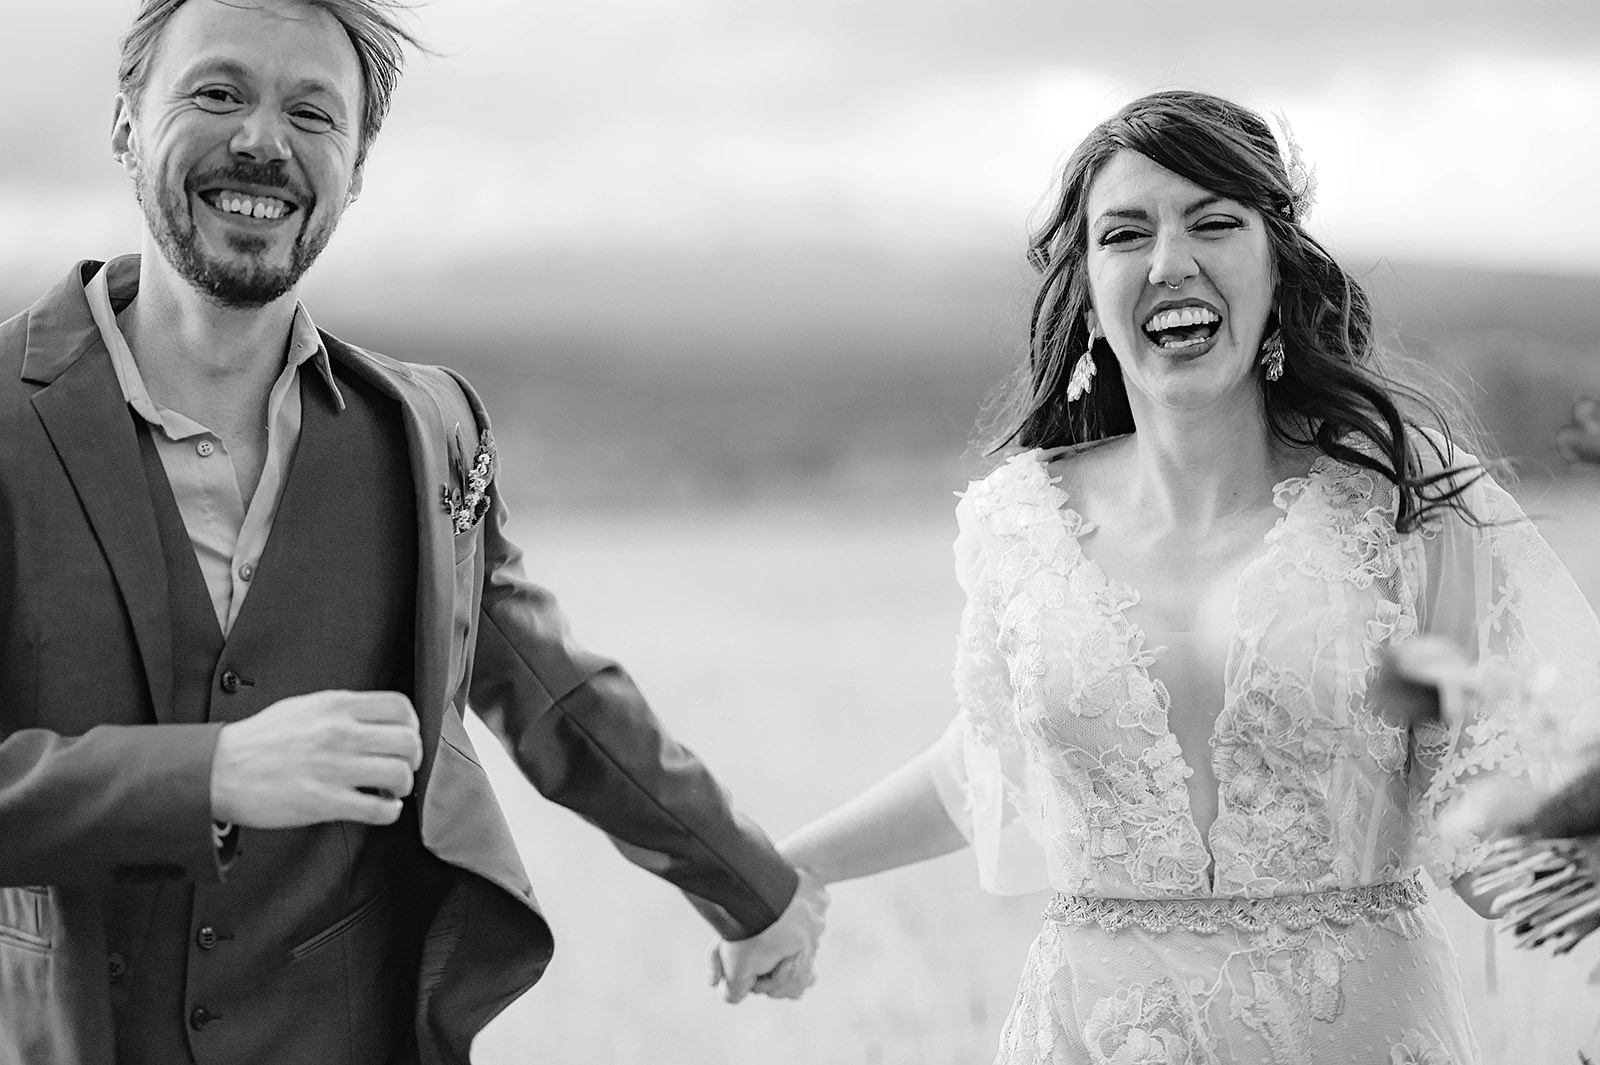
[1083,980,1216,1065]
[972,453,1212,897]
[1389,1029,1458,1065]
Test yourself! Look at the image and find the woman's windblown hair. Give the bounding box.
[987,90,1483,532]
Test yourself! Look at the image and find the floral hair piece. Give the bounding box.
[1271,110,1318,221]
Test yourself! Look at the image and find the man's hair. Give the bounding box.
[117,0,424,170]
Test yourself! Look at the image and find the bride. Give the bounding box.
[713,91,1600,1062]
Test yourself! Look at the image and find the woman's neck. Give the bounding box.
[1121,388,1298,532]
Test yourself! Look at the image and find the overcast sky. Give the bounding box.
[3,0,1598,296]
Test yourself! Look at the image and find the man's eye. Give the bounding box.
[291,109,333,131]
[193,89,240,110]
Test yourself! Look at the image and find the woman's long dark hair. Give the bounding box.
[988,90,1482,532]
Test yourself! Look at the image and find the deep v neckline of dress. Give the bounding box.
[1028,446,1330,893]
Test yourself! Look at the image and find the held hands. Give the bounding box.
[707,869,828,1003]
[210,690,423,829]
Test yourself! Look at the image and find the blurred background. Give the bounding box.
[4,0,1599,1061]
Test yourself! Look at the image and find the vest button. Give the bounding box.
[189,1006,217,1031]
[220,670,241,694]
[107,952,127,981]
[196,926,219,950]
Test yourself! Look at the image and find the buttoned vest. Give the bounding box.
[107,364,426,1065]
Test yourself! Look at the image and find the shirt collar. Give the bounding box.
[84,254,345,423]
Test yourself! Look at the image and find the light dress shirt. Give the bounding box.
[84,256,345,637]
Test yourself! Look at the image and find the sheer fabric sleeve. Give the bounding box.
[928,489,1052,895]
[1411,461,1600,882]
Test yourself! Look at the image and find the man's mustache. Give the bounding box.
[187,163,312,206]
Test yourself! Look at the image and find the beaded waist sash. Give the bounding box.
[1043,873,1428,935]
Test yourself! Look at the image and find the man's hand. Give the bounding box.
[210,690,423,829]
[1557,396,1600,466]
[706,869,827,1003]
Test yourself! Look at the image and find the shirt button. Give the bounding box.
[196,926,219,950]
[238,563,255,582]
[107,952,128,981]
[189,1006,217,1031]
[220,670,241,694]
[196,439,215,457]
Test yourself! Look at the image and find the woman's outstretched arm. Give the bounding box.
[781,741,969,885]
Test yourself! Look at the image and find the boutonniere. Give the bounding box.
[442,424,497,534]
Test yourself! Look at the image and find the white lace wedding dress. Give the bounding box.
[930,445,1600,1065]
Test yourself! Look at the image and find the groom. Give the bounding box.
[0,1,821,1062]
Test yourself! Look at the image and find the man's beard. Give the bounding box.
[137,163,341,309]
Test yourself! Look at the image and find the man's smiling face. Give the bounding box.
[113,0,365,308]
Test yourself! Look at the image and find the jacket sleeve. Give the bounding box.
[441,369,798,941]
[0,722,230,886]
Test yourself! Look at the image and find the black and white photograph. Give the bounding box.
[1,1,1598,1062]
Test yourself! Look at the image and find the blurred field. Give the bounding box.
[299,253,1600,512]
[459,470,1600,1065]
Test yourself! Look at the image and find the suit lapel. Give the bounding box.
[28,307,176,723]
[322,337,454,793]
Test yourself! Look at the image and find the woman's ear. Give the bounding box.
[1085,308,1101,341]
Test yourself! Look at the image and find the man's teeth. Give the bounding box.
[1143,306,1219,332]
[210,193,290,220]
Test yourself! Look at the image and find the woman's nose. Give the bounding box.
[1148,231,1199,290]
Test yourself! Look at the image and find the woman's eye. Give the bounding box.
[1195,217,1243,234]
[1099,228,1145,246]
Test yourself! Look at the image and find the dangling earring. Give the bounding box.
[1067,330,1098,401]
[1259,331,1285,382]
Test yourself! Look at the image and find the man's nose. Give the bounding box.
[1148,231,1199,290]
[229,108,292,165]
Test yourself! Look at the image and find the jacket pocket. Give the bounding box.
[452,525,480,567]
[290,892,386,962]
[0,886,51,952]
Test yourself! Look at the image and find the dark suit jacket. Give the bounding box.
[0,261,798,1064]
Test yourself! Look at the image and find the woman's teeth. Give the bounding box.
[1142,306,1221,349]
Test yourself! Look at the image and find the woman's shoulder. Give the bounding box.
[960,437,1125,516]
[1302,425,1505,535]
[1318,424,1482,480]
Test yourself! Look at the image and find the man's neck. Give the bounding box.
[117,241,299,428]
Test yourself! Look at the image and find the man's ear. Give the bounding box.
[347,164,364,205]
[110,93,139,177]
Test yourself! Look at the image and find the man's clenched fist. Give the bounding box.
[210,690,423,829]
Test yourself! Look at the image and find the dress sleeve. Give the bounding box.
[1411,463,1600,882]
[928,489,1052,895]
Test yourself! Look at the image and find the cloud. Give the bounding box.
[3,0,1597,286]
